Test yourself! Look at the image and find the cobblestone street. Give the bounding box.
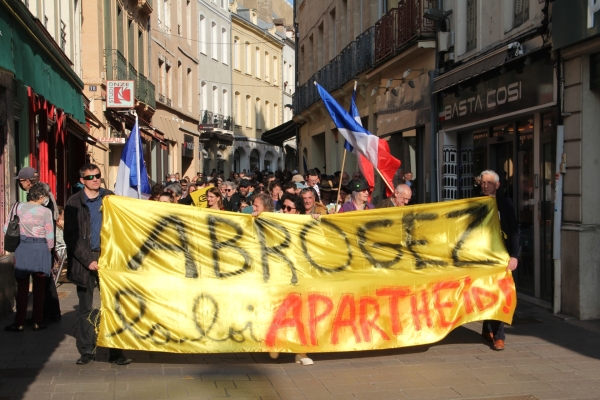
[1,284,600,400]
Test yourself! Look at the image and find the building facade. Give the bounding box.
[231,6,285,173]
[552,0,600,319]
[435,0,557,309]
[196,0,234,176]
[294,0,438,204]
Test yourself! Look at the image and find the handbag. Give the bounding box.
[4,202,21,252]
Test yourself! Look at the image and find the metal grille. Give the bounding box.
[466,0,477,52]
[104,49,127,80]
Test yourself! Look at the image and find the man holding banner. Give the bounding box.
[480,170,519,351]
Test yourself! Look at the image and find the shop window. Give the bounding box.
[591,52,600,91]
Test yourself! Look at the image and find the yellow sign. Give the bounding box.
[98,196,516,354]
[188,186,210,207]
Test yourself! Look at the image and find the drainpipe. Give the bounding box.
[428,0,443,203]
[553,54,565,315]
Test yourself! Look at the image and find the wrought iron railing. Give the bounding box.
[137,74,156,109]
[104,49,127,81]
[128,63,138,90]
[201,110,214,124]
[223,116,233,130]
[293,0,434,115]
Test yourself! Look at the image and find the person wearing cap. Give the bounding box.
[14,167,62,323]
[294,181,307,196]
[291,174,305,184]
[376,184,412,208]
[338,180,374,213]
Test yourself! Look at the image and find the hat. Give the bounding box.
[15,167,38,180]
[239,178,250,187]
[295,182,307,189]
[349,179,370,192]
[291,174,305,183]
[320,180,338,192]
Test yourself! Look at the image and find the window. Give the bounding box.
[265,101,270,129]
[245,42,251,74]
[221,28,228,65]
[128,19,134,63]
[274,104,278,126]
[166,62,172,101]
[178,61,183,108]
[211,22,218,60]
[163,0,170,32]
[246,95,251,127]
[255,98,261,129]
[138,29,144,74]
[222,89,228,118]
[186,0,191,45]
[177,0,182,36]
[255,47,260,78]
[273,57,278,85]
[591,52,600,91]
[466,0,477,52]
[212,85,218,113]
[233,37,240,70]
[235,92,241,126]
[199,15,206,55]
[201,81,207,111]
[60,20,66,52]
[158,58,165,96]
[513,0,529,28]
[187,68,192,113]
[117,5,123,54]
[264,51,269,81]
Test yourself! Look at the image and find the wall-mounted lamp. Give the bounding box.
[371,86,381,96]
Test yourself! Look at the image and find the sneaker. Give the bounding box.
[76,354,94,365]
[295,353,314,366]
[109,355,133,365]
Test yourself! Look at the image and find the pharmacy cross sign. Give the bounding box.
[107,80,135,108]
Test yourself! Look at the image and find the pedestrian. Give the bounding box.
[3,183,54,332]
[64,163,132,365]
[251,192,274,216]
[479,170,519,351]
[339,180,374,212]
[280,193,306,215]
[300,187,327,216]
[14,167,61,322]
[222,181,241,212]
[206,187,224,210]
[376,184,412,208]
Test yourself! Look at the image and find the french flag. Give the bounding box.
[345,86,375,191]
[115,120,151,199]
[316,83,400,196]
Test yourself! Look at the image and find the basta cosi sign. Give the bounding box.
[438,57,554,129]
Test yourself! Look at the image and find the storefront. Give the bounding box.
[437,48,557,300]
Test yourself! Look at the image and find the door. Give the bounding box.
[539,113,556,301]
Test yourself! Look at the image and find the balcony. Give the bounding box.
[137,74,156,109]
[137,0,153,14]
[129,63,138,85]
[293,0,434,115]
[104,49,127,81]
[200,111,233,131]
[374,0,435,63]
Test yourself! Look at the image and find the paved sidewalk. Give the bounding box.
[1,283,600,400]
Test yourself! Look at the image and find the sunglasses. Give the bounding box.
[82,173,101,181]
[225,189,233,192]
[284,206,296,212]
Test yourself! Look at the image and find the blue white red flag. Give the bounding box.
[115,119,151,199]
[316,83,400,196]
[347,86,375,190]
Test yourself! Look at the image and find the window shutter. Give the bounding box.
[128,20,135,63]
[466,0,477,52]
[138,30,144,75]
[117,4,124,54]
[104,0,112,49]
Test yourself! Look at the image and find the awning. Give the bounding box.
[66,116,108,151]
[261,120,299,147]
[200,131,234,144]
[433,48,508,93]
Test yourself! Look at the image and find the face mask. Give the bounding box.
[42,197,50,206]
[170,178,176,182]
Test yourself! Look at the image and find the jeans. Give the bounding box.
[482,320,505,341]
[76,270,123,358]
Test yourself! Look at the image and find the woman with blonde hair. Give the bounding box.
[206,187,224,210]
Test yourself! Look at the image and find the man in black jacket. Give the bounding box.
[64,163,132,366]
[480,169,519,351]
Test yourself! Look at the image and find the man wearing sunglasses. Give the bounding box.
[64,164,132,366]
[223,181,241,212]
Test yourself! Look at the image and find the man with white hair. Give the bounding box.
[479,169,519,351]
[376,184,412,208]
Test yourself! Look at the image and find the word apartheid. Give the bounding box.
[97,196,516,353]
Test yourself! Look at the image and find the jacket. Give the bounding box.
[64,188,114,287]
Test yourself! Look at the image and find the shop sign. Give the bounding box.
[106,80,135,108]
[553,0,600,49]
[97,137,126,144]
[183,134,194,158]
[198,124,215,131]
[438,58,554,129]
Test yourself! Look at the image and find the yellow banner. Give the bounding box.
[98,196,516,354]
[188,186,210,207]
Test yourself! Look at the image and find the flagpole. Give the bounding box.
[375,166,395,193]
[336,149,347,208]
[134,111,141,199]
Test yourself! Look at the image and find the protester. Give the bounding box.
[149,184,164,200]
[319,178,337,206]
[280,193,306,215]
[188,184,197,193]
[480,170,519,351]
[64,163,132,365]
[351,171,363,181]
[339,180,374,212]
[251,192,274,216]
[269,180,283,211]
[376,184,412,208]
[180,179,189,199]
[306,169,321,198]
[222,181,241,212]
[282,182,296,195]
[206,187,224,210]
[301,187,327,216]
[158,193,175,203]
[338,186,351,204]
[3,183,54,332]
